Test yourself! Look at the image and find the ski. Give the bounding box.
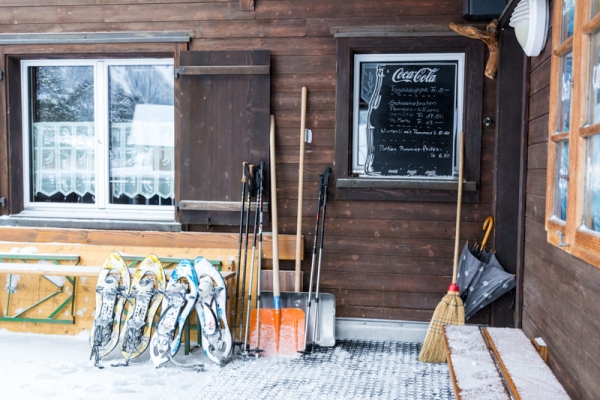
[113,254,166,367]
[89,252,131,368]
[194,256,233,365]
[149,260,200,369]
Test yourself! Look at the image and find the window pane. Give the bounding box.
[594,0,600,16]
[108,65,174,206]
[590,31,600,125]
[558,52,573,133]
[555,141,569,221]
[30,66,95,203]
[585,135,600,231]
[562,0,576,40]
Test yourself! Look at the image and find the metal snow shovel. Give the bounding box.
[259,291,335,347]
[249,115,305,356]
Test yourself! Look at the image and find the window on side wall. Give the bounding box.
[546,0,600,267]
[19,58,175,222]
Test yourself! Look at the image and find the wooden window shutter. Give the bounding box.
[176,50,270,226]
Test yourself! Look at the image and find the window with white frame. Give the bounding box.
[546,0,600,267]
[21,59,174,221]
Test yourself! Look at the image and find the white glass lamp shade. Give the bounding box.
[509,0,549,57]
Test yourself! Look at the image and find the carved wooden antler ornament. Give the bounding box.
[449,19,499,79]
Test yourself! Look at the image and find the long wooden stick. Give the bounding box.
[295,86,307,292]
[451,132,465,285]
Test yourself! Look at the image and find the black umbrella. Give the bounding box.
[460,216,516,320]
[456,242,486,299]
[463,253,515,319]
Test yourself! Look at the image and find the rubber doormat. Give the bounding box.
[201,340,454,399]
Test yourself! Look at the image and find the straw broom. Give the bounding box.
[419,132,465,363]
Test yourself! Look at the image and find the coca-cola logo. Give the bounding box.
[392,67,439,83]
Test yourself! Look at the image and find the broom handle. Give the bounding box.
[451,132,465,285]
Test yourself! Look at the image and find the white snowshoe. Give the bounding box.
[89,252,131,368]
[114,255,166,366]
[194,256,233,365]
[149,260,199,369]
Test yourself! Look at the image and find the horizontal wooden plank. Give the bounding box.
[272,91,334,112]
[274,110,335,128]
[321,271,452,292]
[526,168,547,197]
[274,128,335,147]
[271,73,335,92]
[336,305,435,321]
[305,15,465,37]
[529,85,550,121]
[530,56,551,96]
[525,195,547,223]
[0,228,299,260]
[194,38,336,56]
[0,263,235,280]
[0,4,255,25]
[275,145,334,164]
[0,0,231,5]
[328,288,446,310]
[196,18,306,38]
[528,114,550,146]
[278,216,483,242]
[177,65,269,75]
[178,200,269,212]
[254,0,461,20]
[527,141,548,170]
[484,327,570,399]
[278,198,491,222]
[272,55,335,75]
[319,236,456,259]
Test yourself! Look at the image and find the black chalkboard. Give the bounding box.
[363,61,459,178]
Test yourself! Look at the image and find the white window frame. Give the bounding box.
[351,53,465,179]
[20,58,175,222]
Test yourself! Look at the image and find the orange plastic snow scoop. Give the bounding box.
[250,115,305,356]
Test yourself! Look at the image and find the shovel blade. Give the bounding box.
[250,308,305,357]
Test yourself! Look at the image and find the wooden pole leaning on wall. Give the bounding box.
[295,87,308,292]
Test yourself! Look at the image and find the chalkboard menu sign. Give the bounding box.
[353,54,464,179]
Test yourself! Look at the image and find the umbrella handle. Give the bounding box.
[481,216,494,249]
[451,132,465,287]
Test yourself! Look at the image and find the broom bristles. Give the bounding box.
[418,291,464,363]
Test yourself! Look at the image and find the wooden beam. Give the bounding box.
[240,0,254,11]
[0,227,301,260]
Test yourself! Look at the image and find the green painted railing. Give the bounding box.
[0,254,80,324]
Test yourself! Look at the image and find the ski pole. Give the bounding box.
[243,163,263,355]
[238,163,254,347]
[233,162,249,345]
[311,167,331,352]
[301,172,325,353]
[253,162,265,356]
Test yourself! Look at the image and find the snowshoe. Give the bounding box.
[149,260,198,368]
[114,255,166,366]
[89,252,131,368]
[194,256,233,365]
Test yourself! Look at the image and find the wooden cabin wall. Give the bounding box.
[0,1,497,324]
[521,2,600,398]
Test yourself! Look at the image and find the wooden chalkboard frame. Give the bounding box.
[334,36,484,203]
[351,53,465,180]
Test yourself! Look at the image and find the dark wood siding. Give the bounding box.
[518,1,600,398]
[0,1,495,325]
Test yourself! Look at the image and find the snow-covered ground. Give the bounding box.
[0,329,454,400]
[0,329,220,400]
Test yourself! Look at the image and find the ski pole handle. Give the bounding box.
[322,167,331,189]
